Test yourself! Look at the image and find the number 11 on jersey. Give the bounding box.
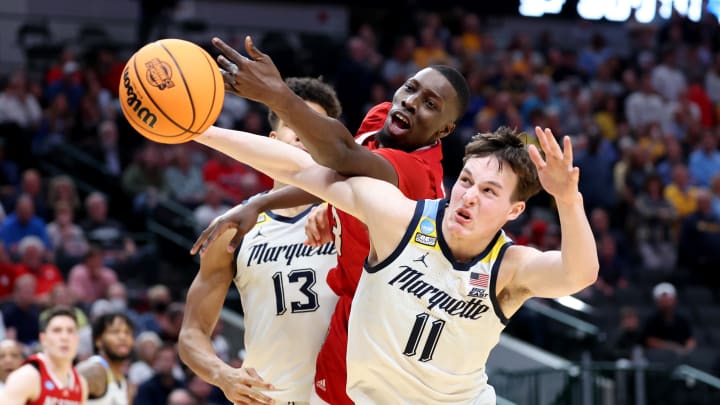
[403,313,445,362]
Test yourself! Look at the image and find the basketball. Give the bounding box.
[119,38,224,144]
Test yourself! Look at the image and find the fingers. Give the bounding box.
[245,35,265,60]
[534,127,564,162]
[217,55,237,74]
[212,37,250,66]
[190,224,216,255]
[527,144,546,170]
[563,135,573,166]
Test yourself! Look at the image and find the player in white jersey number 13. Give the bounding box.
[179,77,342,405]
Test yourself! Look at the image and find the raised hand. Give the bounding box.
[528,127,580,206]
[190,203,260,256]
[305,204,333,247]
[217,367,275,405]
[212,36,288,108]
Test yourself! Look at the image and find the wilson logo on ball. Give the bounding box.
[122,68,158,128]
[145,58,175,90]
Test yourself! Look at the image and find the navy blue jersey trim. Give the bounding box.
[365,200,426,274]
[490,242,512,325]
[265,203,317,223]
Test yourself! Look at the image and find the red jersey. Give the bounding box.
[25,353,83,405]
[325,133,444,297]
[315,102,445,404]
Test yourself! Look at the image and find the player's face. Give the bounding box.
[379,68,458,151]
[0,342,23,378]
[445,156,524,240]
[40,315,79,363]
[271,101,328,151]
[97,317,134,362]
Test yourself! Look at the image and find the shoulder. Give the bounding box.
[6,363,41,386]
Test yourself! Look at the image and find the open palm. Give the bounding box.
[528,127,580,205]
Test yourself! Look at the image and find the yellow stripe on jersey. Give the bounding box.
[255,212,270,226]
[481,233,509,264]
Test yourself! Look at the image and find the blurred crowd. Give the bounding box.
[1,3,720,402]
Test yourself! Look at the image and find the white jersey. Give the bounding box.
[234,206,337,402]
[86,355,127,405]
[347,199,512,404]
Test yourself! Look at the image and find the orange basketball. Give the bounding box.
[119,38,224,144]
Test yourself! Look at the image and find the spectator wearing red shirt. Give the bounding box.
[202,150,265,204]
[13,236,63,303]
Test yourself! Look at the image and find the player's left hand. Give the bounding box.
[528,127,580,206]
[212,36,288,109]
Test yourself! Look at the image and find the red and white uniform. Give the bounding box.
[25,353,83,405]
[314,102,445,404]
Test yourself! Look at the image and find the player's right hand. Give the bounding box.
[219,367,275,405]
[305,204,333,247]
[190,203,259,256]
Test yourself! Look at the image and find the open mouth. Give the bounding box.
[456,209,472,222]
[388,111,411,135]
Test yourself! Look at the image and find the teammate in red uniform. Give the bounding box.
[0,306,88,405]
[191,36,469,404]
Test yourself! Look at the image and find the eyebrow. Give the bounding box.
[407,78,443,101]
[461,168,504,189]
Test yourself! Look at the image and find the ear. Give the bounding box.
[506,201,526,222]
[268,131,277,139]
[437,121,456,140]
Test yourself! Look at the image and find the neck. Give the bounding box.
[43,353,72,381]
[269,184,311,217]
[441,219,497,263]
[106,357,126,382]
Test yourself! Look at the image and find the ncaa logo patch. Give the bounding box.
[420,218,435,234]
[45,381,55,390]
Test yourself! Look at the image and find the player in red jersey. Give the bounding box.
[0,306,88,405]
[191,36,469,404]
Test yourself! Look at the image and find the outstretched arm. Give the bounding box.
[195,126,414,261]
[179,229,275,404]
[509,127,599,299]
[213,37,399,184]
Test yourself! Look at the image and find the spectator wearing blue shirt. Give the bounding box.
[689,131,720,188]
[0,194,49,258]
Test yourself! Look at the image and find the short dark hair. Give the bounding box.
[40,306,78,332]
[92,312,135,353]
[429,65,470,122]
[463,126,541,202]
[268,77,342,130]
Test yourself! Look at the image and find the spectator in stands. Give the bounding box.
[711,173,720,219]
[45,60,84,111]
[688,130,720,188]
[164,145,206,208]
[595,234,630,296]
[633,174,678,271]
[381,35,419,91]
[18,169,49,221]
[67,245,118,304]
[678,189,720,289]
[34,93,76,156]
[642,282,696,356]
[0,140,20,206]
[655,137,685,186]
[705,53,720,106]
[0,339,24,389]
[46,201,88,272]
[664,164,701,219]
[13,236,63,303]
[0,242,16,300]
[137,284,171,335]
[605,306,642,360]
[166,388,197,405]
[0,70,42,131]
[88,120,127,177]
[47,175,80,215]
[107,282,141,328]
[625,72,666,131]
[128,331,162,394]
[651,46,687,102]
[123,142,167,215]
[575,133,618,213]
[1,274,41,345]
[133,344,185,405]
[80,192,137,271]
[192,184,230,233]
